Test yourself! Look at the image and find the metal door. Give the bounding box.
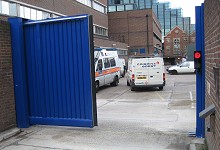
[9,15,97,128]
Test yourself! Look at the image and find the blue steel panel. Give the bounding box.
[25,15,94,127]
[8,18,29,128]
[72,20,81,119]
[195,4,205,138]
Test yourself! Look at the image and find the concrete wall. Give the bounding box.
[0,17,16,132]
[204,0,220,149]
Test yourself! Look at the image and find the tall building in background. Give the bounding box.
[108,0,195,41]
[108,9,162,57]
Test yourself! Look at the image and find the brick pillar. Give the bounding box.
[0,20,16,132]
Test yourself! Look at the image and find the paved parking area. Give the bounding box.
[0,73,196,150]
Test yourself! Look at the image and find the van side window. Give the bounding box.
[96,59,103,71]
[110,58,116,67]
[104,58,110,68]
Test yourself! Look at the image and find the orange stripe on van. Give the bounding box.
[95,67,120,77]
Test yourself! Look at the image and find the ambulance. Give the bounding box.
[94,48,121,91]
[126,57,165,91]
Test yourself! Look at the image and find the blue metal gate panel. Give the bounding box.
[195,4,205,138]
[9,15,97,128]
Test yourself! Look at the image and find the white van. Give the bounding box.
[127,57,165,91]
[94,49,120,91]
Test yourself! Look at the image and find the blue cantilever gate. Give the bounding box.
[9,15,97,128]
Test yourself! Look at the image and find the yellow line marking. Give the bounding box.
[155,92,164,101]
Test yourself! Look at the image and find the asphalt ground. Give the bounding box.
[0,72,197,150]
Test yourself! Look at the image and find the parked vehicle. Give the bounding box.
[94,49,120,91]
[127,57,165,91]
[118,58,126,77]
[167,61,195,75]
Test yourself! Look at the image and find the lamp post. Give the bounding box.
[146,14,149,56]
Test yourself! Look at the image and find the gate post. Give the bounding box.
[8,18,29,128]
[195,4,205,138]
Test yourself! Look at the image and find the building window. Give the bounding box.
[94,25,108,36]
[115,0,121,4]
[117,5,124,11]
[183,37,188,42]
[117,50,127,55]
[166,46,170,52]
[165,38,170,43]
[93,1,106,14]
[173,38,180,51]
[109,6,116,12]
[76,0,92,7]
[1,1,9,15]
[175,29,179,34]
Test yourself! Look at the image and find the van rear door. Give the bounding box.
[133,58,149,86]
[147,58,164,85]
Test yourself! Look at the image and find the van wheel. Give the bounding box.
[111,76,119,86]
[171,70,177,75]
[159,86,163,90]
[127,80,130,86]
[95,81,99,92]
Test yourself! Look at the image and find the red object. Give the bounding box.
[194,52,201,59]
[132,74,135,81]
[163,73,165,81]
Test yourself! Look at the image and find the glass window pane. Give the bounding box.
[37,10,42,20]
[93,1,105,13]
[24,7,31,19]
[42,12,50,19]
[125,4,133,10]
[117,5,124,11]
[139,0,145,9]
[108,6,116,12]
[9,3,17,16]
[31,9,36,20]
[124,0,130,4]
[2,1,9,15]
[19,6,24,18]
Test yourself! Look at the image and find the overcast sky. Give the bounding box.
[158,0,204,24]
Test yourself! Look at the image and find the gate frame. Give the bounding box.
[195,4,205,138]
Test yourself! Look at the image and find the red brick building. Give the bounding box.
[163,26,196,62]
[204,0,220,149]
[108,9,162,57]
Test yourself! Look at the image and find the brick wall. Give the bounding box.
[0,19,16,132]
[164,26,195,58]
[108,9,162,56]
[204,0,220,149]
[18,0,108,28]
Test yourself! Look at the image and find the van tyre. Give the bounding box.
[171,70,177,75]
[127,80,130,86]
[111,76,119,86]
[95,81,99,92]
[159,86,163,90]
